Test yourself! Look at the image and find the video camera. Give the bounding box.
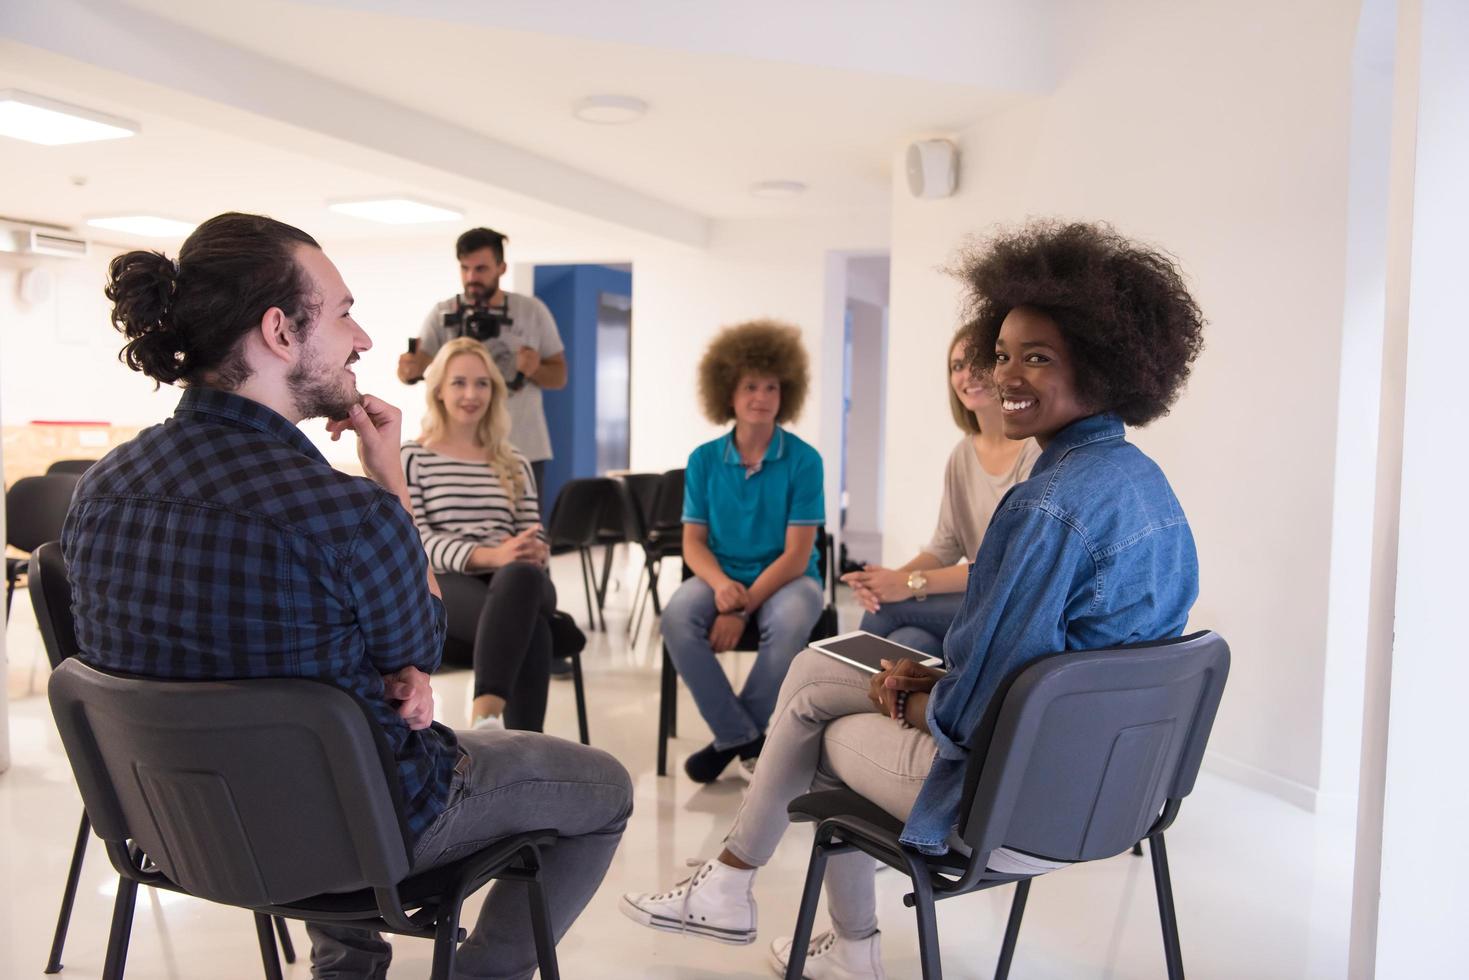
[442,295,514,342]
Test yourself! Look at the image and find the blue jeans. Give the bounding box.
[857,591,966,658]
[661,574,824,749]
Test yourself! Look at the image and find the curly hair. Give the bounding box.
[954,221,1205,427]
[697,319,810,425]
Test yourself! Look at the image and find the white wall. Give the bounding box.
[882,0,1360,804]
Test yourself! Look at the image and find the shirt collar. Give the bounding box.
[173,387,327,464]
[720,426,787,465]
[1031,412,1125,476]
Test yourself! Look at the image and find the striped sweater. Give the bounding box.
[401,441,540,574]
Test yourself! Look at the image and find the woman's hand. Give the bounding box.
[840,565,914,612]
[469,526,547,570]
[708,612,746,653]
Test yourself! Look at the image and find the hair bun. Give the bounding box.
[105,250,188,384]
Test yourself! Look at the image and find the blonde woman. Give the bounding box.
[402,337,553,731]
[841,327,1041,656]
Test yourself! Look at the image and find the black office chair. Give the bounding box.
[5,473,80,618]
[545,477,622,632]
[28,541,299,976]
[49,658,562,980]
[46,459,98,476]
[627,469,684,647]
[656,526,838,776]
[782,631,1231,980]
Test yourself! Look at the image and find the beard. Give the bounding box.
[289,342,361,422]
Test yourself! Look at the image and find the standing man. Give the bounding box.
[69,212,631,979]
[398,228,566,501]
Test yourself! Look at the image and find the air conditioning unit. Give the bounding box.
[0,220,89,258]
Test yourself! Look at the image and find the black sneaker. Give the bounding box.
[550,655,575,681]
[684,735,763,783]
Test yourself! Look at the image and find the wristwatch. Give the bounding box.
[906,570,929,602]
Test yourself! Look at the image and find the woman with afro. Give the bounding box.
[660,319,827,784]
[622,221,1205,979]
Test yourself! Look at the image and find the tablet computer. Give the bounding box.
[808,630,944,675]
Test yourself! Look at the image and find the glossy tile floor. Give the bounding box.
[2,550,1351,978]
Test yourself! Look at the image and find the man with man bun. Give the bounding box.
[65,211,631,979]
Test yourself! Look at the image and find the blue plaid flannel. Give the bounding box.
[61,387,456,841]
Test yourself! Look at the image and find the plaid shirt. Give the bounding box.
[61,387,456,841]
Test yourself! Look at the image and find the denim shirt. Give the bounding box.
[900,413,1199,854]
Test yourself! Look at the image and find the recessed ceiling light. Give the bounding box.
[87,215,196,238]
[328,198,463,224]
[573,95,648,125]
[0,90,139,146]
[750,180,807,200]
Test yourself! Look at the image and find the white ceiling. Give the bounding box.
[0,0,1069,249]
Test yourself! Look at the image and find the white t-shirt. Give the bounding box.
[417,292,564,462]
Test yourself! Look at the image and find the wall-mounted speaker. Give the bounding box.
[905,139,958,199]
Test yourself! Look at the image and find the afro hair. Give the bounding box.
[697,319,810,425]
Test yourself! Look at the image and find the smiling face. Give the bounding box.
[992,306,1091,445]
[949,337,995,416]
[731,373,782,427]
[287,245,370,422]
[437,352,494,428]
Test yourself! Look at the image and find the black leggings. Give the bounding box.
[438,562,557,732]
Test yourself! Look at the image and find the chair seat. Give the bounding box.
[788,789,970,875]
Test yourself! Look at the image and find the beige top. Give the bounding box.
[924,436,1043,565]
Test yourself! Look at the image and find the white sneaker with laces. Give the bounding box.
[619,858,757,945]
[768,929,886,979]
[471,713,504,731]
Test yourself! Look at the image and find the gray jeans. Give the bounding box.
[307,729,633,980]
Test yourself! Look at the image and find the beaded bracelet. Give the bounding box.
[893,689,911,730]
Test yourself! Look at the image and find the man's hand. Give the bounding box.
[398,350,430,384]
[383,665,435,730]
[326,394,407,496]
[708,612,746,653]
[515,346,542,380]
[713,578,749,615]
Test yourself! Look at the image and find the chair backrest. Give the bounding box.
[621,472,661,544]
[649,469,685,536]
[28,541,79,670]
[545,477,621,550]
[960,631,1229,864]
[46,458,98,476]
[5,473,81,553]
[48,659,415,906]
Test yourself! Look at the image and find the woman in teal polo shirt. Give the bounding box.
[662,319,826,783]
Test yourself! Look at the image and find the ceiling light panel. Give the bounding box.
[573,95,648,125]
[328,198,463,224]
[87,215,196,238]
[0,90,139,146]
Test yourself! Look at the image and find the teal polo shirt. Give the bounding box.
[682,426,825,586]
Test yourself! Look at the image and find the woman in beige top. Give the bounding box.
[841,327,1040,655]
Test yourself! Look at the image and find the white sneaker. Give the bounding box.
[619,859,758,945]
[471,713,504,731]
[768,930,886,979]
[735,755,758,783]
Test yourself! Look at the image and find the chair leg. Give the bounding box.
[1133,841,1145,856]
[903,857,944,980]
[572,650,590,745]
[5,576,13,619]
[578,549,597,631]
[253,912,284,980]
[429,894,465,980]
[273,916,296,964]
[101,876,138,980]
[627,565,647,638]
[1149,832,1185,980]
[657,644,679,776]
[784,839,831,979]
[526,870,561,980]
[46,810,91,974]
[597,544,615,620]
[994,878,1030,980]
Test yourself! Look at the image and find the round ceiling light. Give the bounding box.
[573,95,648,125]
[750,180,807,200]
